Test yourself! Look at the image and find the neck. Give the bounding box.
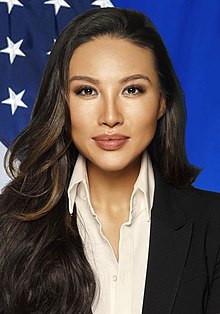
[86,156,142,215]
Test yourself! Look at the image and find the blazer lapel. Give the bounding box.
[142,167,193,314]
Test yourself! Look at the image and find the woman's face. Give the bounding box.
[68,36,165,172]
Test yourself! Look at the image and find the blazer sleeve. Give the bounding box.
[206,248,220,313]
[205,195,220,313]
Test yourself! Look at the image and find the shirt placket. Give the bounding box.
[110,264,118,314]
[114,223,132,314]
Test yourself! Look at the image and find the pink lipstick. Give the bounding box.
[92,134,129,151]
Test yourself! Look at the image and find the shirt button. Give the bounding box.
[112,275,117,281]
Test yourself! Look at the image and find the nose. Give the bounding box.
[98,94,124,128]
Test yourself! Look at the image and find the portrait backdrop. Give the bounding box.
[0,0,219,191]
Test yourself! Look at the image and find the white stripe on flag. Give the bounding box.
[0,141,10,191]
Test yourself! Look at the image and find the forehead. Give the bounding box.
[69,36,158,82]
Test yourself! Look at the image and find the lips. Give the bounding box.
[92,134,130,151]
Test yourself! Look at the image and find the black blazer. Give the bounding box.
[142,167,220,314]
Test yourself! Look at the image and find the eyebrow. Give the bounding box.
[68,74,151,84]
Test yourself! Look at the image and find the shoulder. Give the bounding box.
[173,185,220,222]
[153,164,220,224]
[176,185,220,203]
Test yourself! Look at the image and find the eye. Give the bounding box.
[123,85,145,96]
[74,86,98,97]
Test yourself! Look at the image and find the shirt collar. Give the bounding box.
[68,153,90,215]
[68,152,155,220]
[129,152,154,221]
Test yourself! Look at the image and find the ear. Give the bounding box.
[157,95,166,120]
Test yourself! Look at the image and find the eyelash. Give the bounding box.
[74,86,97,96]
[123,85,145,95]
[74,84,145,97]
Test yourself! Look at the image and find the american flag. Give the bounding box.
[0,0,220,192]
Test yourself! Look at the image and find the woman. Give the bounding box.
[0,7,219,314]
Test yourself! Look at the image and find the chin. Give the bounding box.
[96,163,129,172]
[86,153,141,173]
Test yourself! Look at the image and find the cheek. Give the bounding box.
[69,106,85,141]
[69,103,90,130]
[69,104,97,152]
[134,115,159,152]
[132,106,160,134]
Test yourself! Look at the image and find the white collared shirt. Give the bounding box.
[68,152,155,314]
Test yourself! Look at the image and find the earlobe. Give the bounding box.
[157,96,166,120]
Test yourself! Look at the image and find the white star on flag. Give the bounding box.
[2,88,27,115]
[0,0,23,14]
[0,37,25,64]
[47,39,56,55]
[92,0,114,8]
[44,0,70,15]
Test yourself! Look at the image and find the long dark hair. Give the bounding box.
[0,7,200,313]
